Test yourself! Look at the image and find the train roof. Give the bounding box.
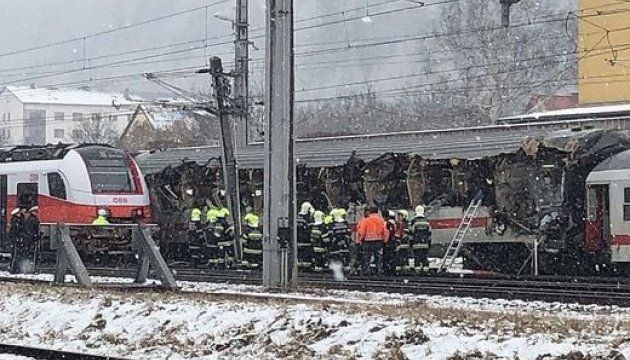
[137,117,630,173]
[591,149,630,172]
[136,132,528,173]
[0,143,114,163]
[498,103,630,124]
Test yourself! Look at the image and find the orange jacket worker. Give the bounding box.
[356,210,389,243]
[356,206,388,275]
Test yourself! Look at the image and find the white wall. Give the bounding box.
[0,91,25,144]
[17,103,134,145]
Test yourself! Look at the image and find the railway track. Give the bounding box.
[20,267,630,306]
[0,343,128,360]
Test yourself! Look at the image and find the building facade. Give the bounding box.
[579,0,630,104]
[0,86,137,146]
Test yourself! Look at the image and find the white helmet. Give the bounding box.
[97,208,108,217]
[313,210,325,225]
[414,205,425,217]
[388,210,396,219]
[300,201,313,215]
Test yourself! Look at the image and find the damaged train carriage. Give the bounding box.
[140,128,630,275]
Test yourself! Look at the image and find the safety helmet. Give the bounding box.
[324,214,334,225]
[218,207,230,218]
[207,208,220,222]
[246,213,260,227]
[414,205,425,217]
[398,209,409,219]
[185,189,194,196]
[97,208,108,217]
[299,201,313,215]
[388,210,396,219]
[244,212,257,223]
[313,210,325,225]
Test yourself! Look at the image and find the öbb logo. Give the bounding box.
[112,197,128,204]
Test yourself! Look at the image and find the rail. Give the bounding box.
[21,267,630,307]
[0,343,128,360]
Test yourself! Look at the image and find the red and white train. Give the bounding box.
[0,144,151,233]
[586,149,630,267]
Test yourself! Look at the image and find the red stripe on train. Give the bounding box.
[6,195,152,224]
[429,217,488,230]
[349,217,487,232]
[611,234,630,246]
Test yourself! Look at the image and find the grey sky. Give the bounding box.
[0,0,574,102]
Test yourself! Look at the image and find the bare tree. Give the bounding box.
[73,113,120,145]
[437,0,577,120]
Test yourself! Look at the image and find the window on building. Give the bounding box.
[24,109,46,144]
[91,113,102,122]
[72,129,82,139]
[72,113,83,122]
[54,112,64,123]
[624,188,630,222]
[54,129,65,138]
[47,172,67,200]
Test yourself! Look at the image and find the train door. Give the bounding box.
[585,184,610,252]
[17,183,38,210]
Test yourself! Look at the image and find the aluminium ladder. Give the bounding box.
[437,199,482,272]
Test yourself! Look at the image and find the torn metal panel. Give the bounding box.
[364,153,409,209]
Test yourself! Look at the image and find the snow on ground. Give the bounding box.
[2,270,630,321]
[0,280,627,359]
[0,356,36,360]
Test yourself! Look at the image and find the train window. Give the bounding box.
[47,172,66,200]
[625,188,630,222]
[76,146,136,194]
[17,183,38,209]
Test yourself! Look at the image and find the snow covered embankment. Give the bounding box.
[0,283,628,359]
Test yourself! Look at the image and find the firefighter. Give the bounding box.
[311,210,329,272]
[9,208,25,274]
[383,210,397,275]
[328,208,352,274]
[394,210,412,273]
[356,206,388,276]
[21,206,40,274]
[188,206,206,267]
[241,213,263,270]
[92,209,110,225]
[409,205,432,272]
[296,202,314,271]
[212,207,235,268]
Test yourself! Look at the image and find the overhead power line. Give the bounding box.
[0,0,231,60]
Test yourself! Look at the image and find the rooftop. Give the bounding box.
[140,105,197,131]
[2,86,141,107]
